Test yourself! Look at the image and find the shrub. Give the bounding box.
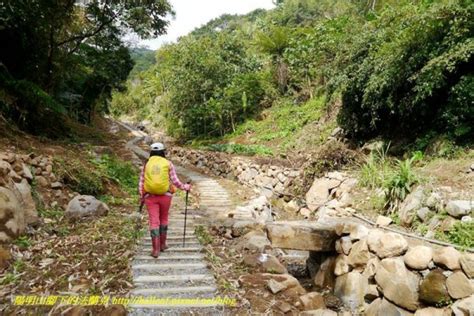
[337,1,474,143]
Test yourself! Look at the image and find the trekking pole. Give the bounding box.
[183,183,190,247]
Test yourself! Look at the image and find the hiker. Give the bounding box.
[139,142,191,258]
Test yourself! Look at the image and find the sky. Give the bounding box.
[137,0,275,49]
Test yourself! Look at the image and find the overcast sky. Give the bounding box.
[137,0,275,49]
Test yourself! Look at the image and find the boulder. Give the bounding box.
[399,187,424,226]
[299,292,326,311]
[419,270,450,306]
[446,271,473,299]
[235,231,271,252]
[334,271,368,311]
[51,182,63,189]
[446,200,473,218]
[414,307,451,316]
[0,186,25,242]
[347,239,370,268]
[375,258,420,311]
[306,178,341,211]
[14,179,38,224]
[368,231,408,259]
[262,273,305,295]
[451,295,474,316]
[403,246,433,270]
[433,247,461,270]
[266,221,338,251]
[365,298,413,316]
[65,195,109,219]
[243,253,287,274]
[460,253,474,278]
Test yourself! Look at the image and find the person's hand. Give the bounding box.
[184,183,192,192]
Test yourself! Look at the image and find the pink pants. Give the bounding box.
[144,195,172,230]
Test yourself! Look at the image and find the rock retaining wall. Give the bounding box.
[307,222,474,315]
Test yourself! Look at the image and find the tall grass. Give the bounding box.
[359,145,422,214]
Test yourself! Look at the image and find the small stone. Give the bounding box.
[365,284,380,301]
[461,215,472,223]
[334,255,351,276]
[299,207,311,218]
[440,216,457,232]
[349,224,369,241]
[51,182,62,189]
[267,278,286,294]
[275,301,292,313]
[35,175,49,187]
[419,270,450,306]
[375,215,392,227]
[446,200,473,218]
[299,292,326,311]
[21,164,33,181]
[426,192,443,210]
[417,207,433,222]
[299,310,337,316]
[348,239,370,268]
[404,246,433,270]
[314,257,336,290]
[433,247,461,270]
[460,253,474,278]
[0,245,12,270]
[446,271,473,299]
[340,236,352,255]
[363,257,380,280]
[399,186,424,226]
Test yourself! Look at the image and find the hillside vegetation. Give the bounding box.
[111,0,473,154]
[0,1,172,137]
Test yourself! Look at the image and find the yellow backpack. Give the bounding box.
[144,156,171,195]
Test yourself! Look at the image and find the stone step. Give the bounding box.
[138,247,202,253]
[128,301,224,310]
[140,242,201,248]
[132,263,209,275]
[134,274,215,287]
[143,236,196,241]
[134,254,204,260]
[131,285,217,297]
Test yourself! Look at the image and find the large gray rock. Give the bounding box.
[403,246,433,270]
[0,186,25,242]
[14,179,38,224]
[375,258,420,311]
[446,200,473,218]
[368,231,408,259]
[65,195,109,219]
[399,187,424,226]
[334,271,368,311]
[306,178,341,211]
